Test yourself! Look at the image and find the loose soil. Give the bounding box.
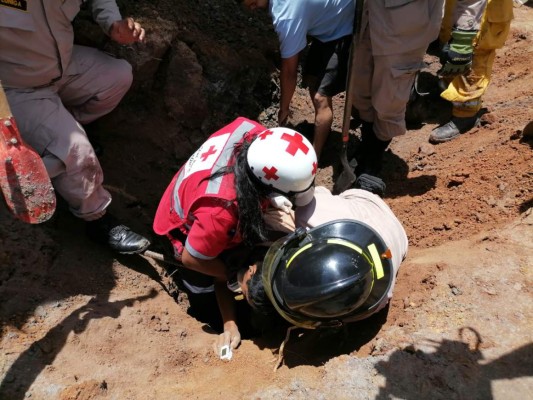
[1,3,532,400]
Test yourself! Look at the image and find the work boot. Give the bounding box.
[354,122,391,197]
[356,122,391,176]
[86,213,151,254]
[429,114,480,144]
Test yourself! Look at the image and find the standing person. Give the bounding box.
[153,117,317,355]
[0,1,149,254]
[238,185,408,328]
[429,0,513,143]
[240,0,355,159]
[351,0,445,195]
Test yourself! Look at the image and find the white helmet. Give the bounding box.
[247,127,317,196]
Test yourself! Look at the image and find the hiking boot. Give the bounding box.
[429,115,480,144]
[86,213,151,254]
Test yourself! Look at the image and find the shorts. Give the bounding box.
[303,35,352,97]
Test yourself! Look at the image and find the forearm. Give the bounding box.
[453,0,487,31]
[214,279,237,327]
[279,57,298,115]
[90,0,122,35]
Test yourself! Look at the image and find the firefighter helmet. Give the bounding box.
[261,220,393,328]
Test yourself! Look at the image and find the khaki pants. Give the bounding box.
[352,0,443,141]
[6,46,132,220]
[352,24,428,141]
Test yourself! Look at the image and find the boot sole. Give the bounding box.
[117,241,151,255]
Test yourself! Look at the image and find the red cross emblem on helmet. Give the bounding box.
[247,128,317,195]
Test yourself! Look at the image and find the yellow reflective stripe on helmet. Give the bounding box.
[286,243,313,268]
[368,243,384,280]
[326,239,362,253]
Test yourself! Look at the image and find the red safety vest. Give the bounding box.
[153,117,266,240]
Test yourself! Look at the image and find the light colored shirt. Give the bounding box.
[269,0,354,58]
[264,186,408,314]
[0,0,121,88]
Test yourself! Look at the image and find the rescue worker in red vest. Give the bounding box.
[351,0,445,196]
[237,186,408,329]
[0,1,148,254]
[429,0,513,143]
[153,117,318,355]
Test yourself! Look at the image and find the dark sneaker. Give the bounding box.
[429,115,480,144]
[87,213,151,254]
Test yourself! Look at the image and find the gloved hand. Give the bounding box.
[213,321,241,359]
[438,29,478,77]
[269,193,293,213]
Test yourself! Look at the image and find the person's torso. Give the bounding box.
[173,117,266,237]
[296,186,408,272]
[0,0,89,88]
[270,0,354,58]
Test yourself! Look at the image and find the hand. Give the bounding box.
[268,193,293,213]
[278,108,289,127]
[438,29,477,77]
[213,321,241,358]
[109,17,145,45]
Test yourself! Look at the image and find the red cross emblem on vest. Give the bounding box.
[281,132,309,156]
[200,145,217,161]
[258,130,273,140]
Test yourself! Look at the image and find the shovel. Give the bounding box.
[333,0,365,195]
[0,82,56,224]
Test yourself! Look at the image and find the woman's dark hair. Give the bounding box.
[206,138,272,244]
[246,261,276,315]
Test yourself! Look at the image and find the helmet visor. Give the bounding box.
[261,228,322,329]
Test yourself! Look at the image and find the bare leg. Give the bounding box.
[311,90,333,159]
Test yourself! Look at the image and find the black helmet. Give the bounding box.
[262,220,393,329]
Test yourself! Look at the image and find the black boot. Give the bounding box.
[354,122,390,196]
[86,213,151,254]
[429,114,480,144]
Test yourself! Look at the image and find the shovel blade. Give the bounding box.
[333,147,357,195]
[0,117,56,224]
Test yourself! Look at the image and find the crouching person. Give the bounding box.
[238,186,408,329]
[153,117,318,355]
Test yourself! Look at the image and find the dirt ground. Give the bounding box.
[1,3,532,400]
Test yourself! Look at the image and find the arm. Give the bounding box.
[439,0,488,77]
[181,248,242,355]
[278,54,299,126]
[91,0,145,44]
[453,0,487,31]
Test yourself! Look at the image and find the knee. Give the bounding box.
[110,59,133,93]
[312,93,331,112]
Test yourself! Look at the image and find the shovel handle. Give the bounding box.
[342,0,365,143]
[0,83,11,119]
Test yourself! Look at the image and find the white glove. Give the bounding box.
[269,193,293,214]
[213,322,241,360]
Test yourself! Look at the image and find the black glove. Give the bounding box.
[438,29,478,77]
